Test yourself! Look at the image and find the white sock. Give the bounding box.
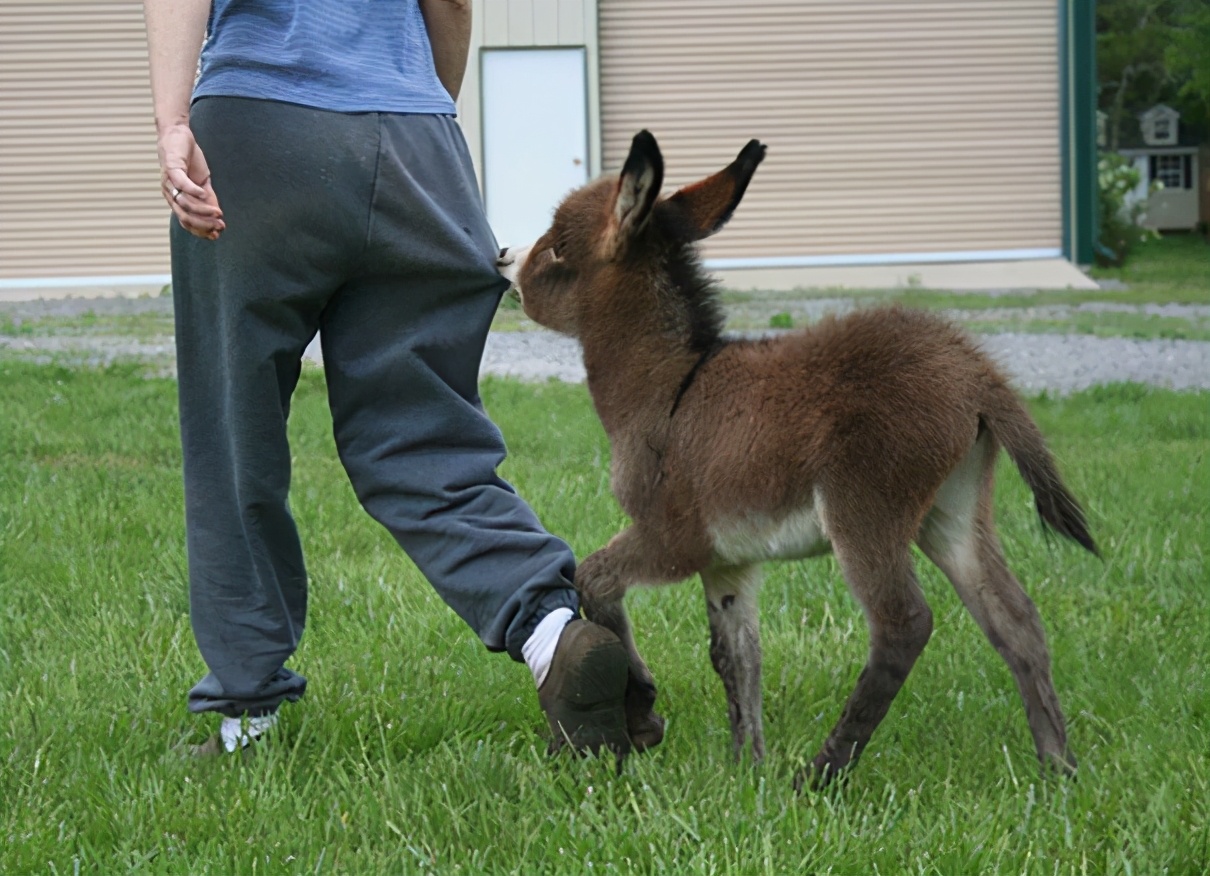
[219,712,278,753]
[522,607,576,688]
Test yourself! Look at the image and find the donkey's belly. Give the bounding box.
[708,501,832,565]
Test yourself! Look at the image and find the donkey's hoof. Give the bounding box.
[625,678,665,752]
[793,754,852,793]
[1043,749,1078,779]
[628,709,666,752]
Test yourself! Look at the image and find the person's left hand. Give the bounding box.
[157,122,225,240]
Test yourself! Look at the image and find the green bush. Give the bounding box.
[1096,153,1154,267]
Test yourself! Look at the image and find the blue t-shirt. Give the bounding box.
[193,0,457,115]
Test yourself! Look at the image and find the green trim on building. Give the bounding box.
[1060,0,1098,265]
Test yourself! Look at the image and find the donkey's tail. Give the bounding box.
[979,381,1098,556]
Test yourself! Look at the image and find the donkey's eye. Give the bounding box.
[549,243,563,263]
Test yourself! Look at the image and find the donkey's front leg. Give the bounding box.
[702,565,765,762]
[577,584,665,752]
[576,527,697,752]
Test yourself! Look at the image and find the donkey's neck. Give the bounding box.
[577,253,723,441]
[580,327,704,442]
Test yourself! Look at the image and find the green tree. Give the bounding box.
[1097,0,1204,148]
[1167,2,1210,125]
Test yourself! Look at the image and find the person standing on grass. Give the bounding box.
[141,0,632,758]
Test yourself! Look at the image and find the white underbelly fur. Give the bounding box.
[709,492,832,565]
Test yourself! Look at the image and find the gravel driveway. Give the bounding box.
[475,330,1210,394]
[3,294,1209,394]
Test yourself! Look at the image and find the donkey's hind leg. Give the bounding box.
[917,437,1074,774]
[798,532,934,791]
[702,564,765,761]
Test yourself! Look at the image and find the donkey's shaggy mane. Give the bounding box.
[653,208,726,354]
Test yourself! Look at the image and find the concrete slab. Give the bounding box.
[0,257,1099,303]
[0,281,169,303]
[711,258,1099,292]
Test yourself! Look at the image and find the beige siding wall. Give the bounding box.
[461,0,600,182]
[1,0,1065,281]
[0,0,600,283]
[0,2,166,281]
[599,0,1063,262]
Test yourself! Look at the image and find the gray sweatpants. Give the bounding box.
[172,97,578,718]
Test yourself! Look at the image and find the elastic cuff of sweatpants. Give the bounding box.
[187,670,307,718]
[505,588,580,663]
[189,698,298,720]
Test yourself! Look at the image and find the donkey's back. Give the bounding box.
[678,305,1012,536]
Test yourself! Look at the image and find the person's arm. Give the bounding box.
[142,0,225,239]
[418,0,472,101]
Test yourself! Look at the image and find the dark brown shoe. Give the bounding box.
[188,734,228,758]
[538,619,631,759]
[187,733,264,759]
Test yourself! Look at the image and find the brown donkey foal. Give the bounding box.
[499,131,1096,789]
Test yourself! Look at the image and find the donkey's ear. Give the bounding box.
[612,130,664,239]
[663,139,766,242]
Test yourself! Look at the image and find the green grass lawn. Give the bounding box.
[959,310,1210,343]
[0,310,176,344]
[1,365,1207,873]
[1088,233,1210,296]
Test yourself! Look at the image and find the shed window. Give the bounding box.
[1152,155,1187,189]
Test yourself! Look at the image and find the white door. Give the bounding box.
[481,48,588,247]
[1145,153,1199,230]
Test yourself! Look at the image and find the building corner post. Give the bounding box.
[1061,0,1098,265]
